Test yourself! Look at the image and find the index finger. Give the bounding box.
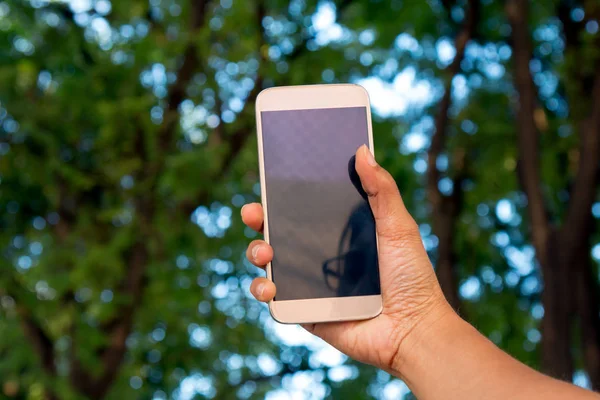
[241,203,264,233]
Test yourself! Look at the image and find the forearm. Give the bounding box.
[393,309,598,399]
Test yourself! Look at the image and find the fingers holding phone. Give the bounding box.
[241,202,264,232]
[242,207,275,302]
[250,277,276,303]
[245,239,273,268]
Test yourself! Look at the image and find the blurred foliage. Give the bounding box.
[0,0,599,399]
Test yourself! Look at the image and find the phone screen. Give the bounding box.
[260,106,381,301]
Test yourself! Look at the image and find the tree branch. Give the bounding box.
[181,0,357,216]
[88,124,155,398]
[180,0,269,215]
[74,3,213,397]
[16,304,56,376]
[561,69,600,247]
[157,0,212,154]
[427,0,478,311]
[556,1,600,234]
[558,0,597,100]
[427,0,477,207]
[1,280,55,377]
[91,241,149,398]
[210,0,267,171]
[506,0,551,263]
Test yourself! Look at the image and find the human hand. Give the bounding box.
[242,145,453,375]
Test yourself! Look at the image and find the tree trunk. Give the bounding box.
[540,231,574,380]
[427,0,478,313]
[570,214,600,389]
[435,211,461,311]
[576,254,600,389]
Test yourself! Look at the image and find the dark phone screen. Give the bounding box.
[260,106,381,301]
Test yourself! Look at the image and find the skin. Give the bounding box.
[242,145,599,399]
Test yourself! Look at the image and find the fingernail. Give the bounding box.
[363,145,377,167]
[256,283,265,297]
[251,245,261,261]
[241,204,247,216]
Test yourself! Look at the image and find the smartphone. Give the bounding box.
[255,84,382,324]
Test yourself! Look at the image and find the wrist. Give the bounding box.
[389,297,460,380]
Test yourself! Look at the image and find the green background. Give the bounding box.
[1,0,600,399]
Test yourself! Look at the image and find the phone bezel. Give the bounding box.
[255,84,383,324]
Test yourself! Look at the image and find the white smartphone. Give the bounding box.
[255,84,383,324]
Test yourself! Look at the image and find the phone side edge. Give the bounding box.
[364,87,382,312]
[255,90,273,286]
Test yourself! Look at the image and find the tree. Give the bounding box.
[506,0,600,386]
[0,0,599,399]
[0,0,348,398]
[427,0,479,312]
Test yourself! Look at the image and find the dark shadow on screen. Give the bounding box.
[321,155,381,297]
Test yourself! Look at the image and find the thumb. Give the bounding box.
[355,145,422,249]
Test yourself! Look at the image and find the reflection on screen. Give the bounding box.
[261,107,381,301]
